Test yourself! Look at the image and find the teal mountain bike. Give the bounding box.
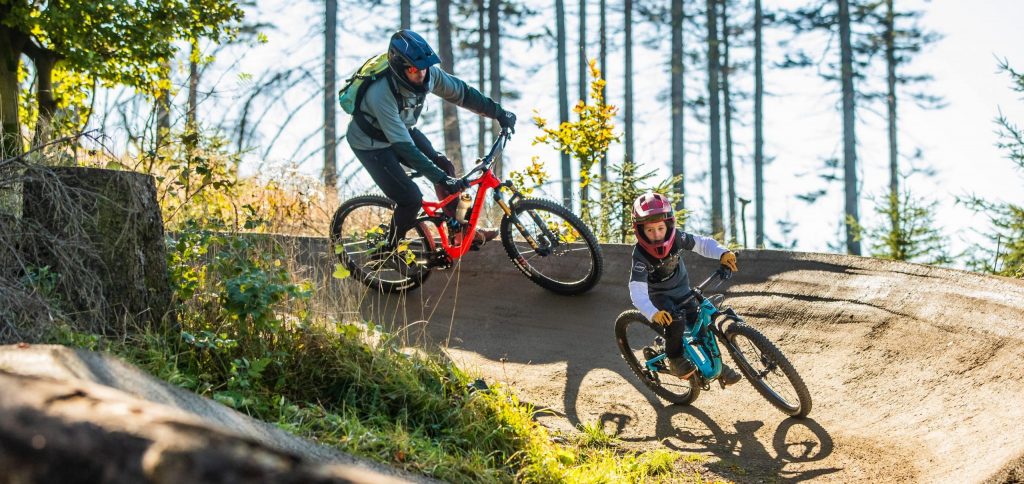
[615,269,812,417]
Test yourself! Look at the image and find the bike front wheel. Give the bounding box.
[725,323,812,418]
[614,310,700,405]
[499,197,603,295]
[329,194,433,293]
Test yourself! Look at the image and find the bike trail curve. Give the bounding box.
[347,242,1024,483]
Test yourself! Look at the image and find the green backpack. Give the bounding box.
[338,53,390,115]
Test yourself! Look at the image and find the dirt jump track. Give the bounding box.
[349,242,1024,483]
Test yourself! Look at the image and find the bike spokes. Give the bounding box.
[330,195,432,293]
[615,310,700,405]
[499,198,603,295]
[726,324,812,417]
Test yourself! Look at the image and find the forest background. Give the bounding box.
[6,0,1024,272]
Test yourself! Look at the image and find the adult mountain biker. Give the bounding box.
[346,29,517,257]
[627,192,743,387]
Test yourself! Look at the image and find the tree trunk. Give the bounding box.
[477,0,486,158]
[28,49,57,149]
[754,0,765,248]
[671,0,685,214]
[21,36,58,150]
[706,0,723,237]
[22,168,172,332]
[624,0,634,166]
[156,59,172,149]
[598,0,608,183]
[721,1,737,243]
[839,0,861,255]
[556,0,571,207]
[437,0,464,172]
[187,41,199,143]
[578,0,590,207]
[323,0,338,198]
[488,0,503,176]
[886,0,899,236]
[0,26,25,159]
[578,0,587,105]
[401,0,411,29]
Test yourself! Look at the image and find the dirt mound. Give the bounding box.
[355,243,1024,482]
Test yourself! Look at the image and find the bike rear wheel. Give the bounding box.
[725,323,812,417]
[499,197,603,295]
[329,194,432,293]
[614,310,700,405]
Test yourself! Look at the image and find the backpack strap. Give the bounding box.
[353,70,416,144]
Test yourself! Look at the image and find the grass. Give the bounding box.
[60,319,703,483]
[36,224,713,482]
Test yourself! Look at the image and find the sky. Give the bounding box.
[213,0,1024,263]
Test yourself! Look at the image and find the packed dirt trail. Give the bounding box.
[353,243,1024,482]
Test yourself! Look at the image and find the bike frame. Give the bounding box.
[643,270,735,383]
[682,297,724,380]
[421,171,502,259]
[417,128,548,262]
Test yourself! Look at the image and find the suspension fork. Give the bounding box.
[493,183,545,252]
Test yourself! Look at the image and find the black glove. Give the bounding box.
[441,176,470,192]
[497,108,517,133]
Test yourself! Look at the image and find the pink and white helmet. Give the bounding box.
[632,192,676,258]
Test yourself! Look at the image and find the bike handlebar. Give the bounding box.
[676,267,733,310]
[460,128,511,183]
[696,267,732,292]
[404,128,511,184]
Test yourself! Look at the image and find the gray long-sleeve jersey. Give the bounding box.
[347,65,500,183]
[628,229,729,321]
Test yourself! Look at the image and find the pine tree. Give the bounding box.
[838,0,861,255]
[960,61,1024,278]
[781,0,940,254]
[706,0,724,238]
[401,0,411,29]
[720,0,737,243]
[437,0,464,171]
[324,0,338,197]
[598,0,609,182]
[876,0,942,251]
[671,0,686,214]
[753,0,765,247]
[556,0,571,206]
[624,0,635,168]
[862,187,950,265]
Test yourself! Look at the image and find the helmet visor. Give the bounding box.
[634,212,673,225]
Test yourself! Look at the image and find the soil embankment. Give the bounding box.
[358,243,1024,482]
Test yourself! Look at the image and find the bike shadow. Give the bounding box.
[600,387,839,482]
[347,244,841,479]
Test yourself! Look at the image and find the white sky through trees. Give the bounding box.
[214,0,1023,260]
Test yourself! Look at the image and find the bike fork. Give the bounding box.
[493,188,544,252]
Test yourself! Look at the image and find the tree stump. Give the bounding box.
[22,167,171,333]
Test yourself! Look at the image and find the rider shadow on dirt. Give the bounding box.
[348,244,838,477]
[600,389,839,482]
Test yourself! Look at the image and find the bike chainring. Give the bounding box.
[426,248,453,270]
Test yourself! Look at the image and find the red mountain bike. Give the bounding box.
[329,128,604,295]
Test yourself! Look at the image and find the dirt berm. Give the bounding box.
[355,242,1024,483]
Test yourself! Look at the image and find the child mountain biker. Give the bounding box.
[628,192,743,387]
[346,29,517,256]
